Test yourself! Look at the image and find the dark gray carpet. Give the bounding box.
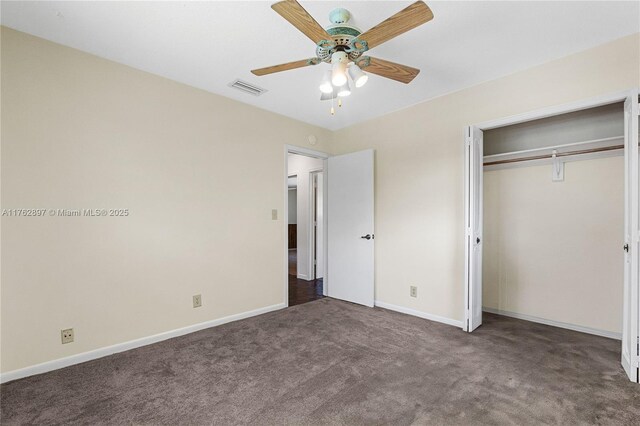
[1,298,639,425]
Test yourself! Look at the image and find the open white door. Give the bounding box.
[622,91,639,383]
[327,149,374,307]
[464,126,483,332]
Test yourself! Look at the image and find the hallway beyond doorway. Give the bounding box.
[288,249,324,306]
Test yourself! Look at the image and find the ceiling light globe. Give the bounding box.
[319,82,333,94]
[319,70,333,94]
[337,81,351,97]
[332,73,347,87]
[331,51,349,87]
[348,64,368,88]
[354,74,368,88]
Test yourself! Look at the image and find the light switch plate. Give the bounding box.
[193,294,202,308]
[272,209,278,220]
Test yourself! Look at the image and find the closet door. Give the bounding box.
[622,91,639,382]
[464,126,483,332]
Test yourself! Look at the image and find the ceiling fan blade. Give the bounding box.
[358,1,433,49]
[251,58,316,76]
[271,0,332,43]
[362,57,420,84]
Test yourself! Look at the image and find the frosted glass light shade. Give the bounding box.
[319,70,333,94]
[348,64,368,88]
[331,52,348,86]
[336,81,351,97]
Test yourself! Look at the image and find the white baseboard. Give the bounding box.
[483,307,621,340]
[0,303,286,384]
[375,301,463,328]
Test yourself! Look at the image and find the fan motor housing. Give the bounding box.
[316,9,366,64]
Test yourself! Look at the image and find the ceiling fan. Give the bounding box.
[251,0,433,103]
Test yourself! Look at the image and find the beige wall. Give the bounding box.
[483,157,624,333]
[2,26,639,375]
[0,28,332,373]
[333,33,640,323]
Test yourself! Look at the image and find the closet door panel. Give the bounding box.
[465,126,483,332]
[621,92,639,383]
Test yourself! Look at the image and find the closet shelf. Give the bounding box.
[483,135,627,169]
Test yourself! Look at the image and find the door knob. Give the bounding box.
[361,234,373,240]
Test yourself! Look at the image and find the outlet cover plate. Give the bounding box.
[410,286,417,298]
[61,328,74,344]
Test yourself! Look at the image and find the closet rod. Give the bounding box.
[484,144,624,166]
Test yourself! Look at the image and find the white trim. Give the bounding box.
[375,300,463,328]
[475,90,632,130]
[0,303,286,384]
[307,167,323,280]
[483,307,622,340]
[308,168,323,281]
[322,159,329,296]
[286,145,330,160]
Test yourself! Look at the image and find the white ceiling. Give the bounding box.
[2,1,638,130]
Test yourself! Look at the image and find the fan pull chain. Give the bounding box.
[330,96,335,115]
[338,98,342,108]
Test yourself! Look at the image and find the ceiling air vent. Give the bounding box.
[228,79,267,96]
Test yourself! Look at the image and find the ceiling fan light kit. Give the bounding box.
[348,64,368,88]
[331,51,349,86]
[252,0,434,115]
[336,81,351,97]
[319,70,333,94]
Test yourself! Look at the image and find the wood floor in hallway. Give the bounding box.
[288,249,324,306]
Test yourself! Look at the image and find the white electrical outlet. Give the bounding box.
[61,328,74,344]
[193,294,202,308]
[410,286,417,298]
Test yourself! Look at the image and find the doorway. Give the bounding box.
[463,90,640,383]
[287,151,325,306]
[284,146,376,308]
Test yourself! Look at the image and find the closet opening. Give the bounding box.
[464,90,639,383]
[483,103,624,339]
